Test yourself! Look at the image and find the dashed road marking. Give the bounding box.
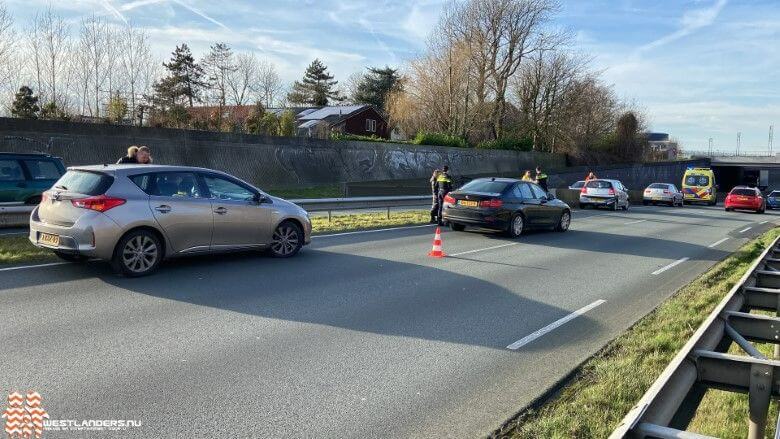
[624,219,647,225]
[739,227,752,233]
[449,243,517,257]
[652,257,690,275]
[708,238,729,248]
[506,300,606,350]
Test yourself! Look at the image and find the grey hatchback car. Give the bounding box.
[29,165,312,276]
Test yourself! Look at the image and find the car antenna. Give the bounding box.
[491,177,496,181]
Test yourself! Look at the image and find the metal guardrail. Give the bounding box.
[0,196,433,228]
[610,235,780,439]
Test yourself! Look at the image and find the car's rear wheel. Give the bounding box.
[555,211,571,232]
[53,251,88,263]
[269,221,303,258]
[508,214,524,238]
[111,230,162,277]
[450,223,465,232]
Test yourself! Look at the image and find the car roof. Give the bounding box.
[470,177,520,183]
[68,164,222,175]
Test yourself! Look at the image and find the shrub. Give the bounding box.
[412,131,469,148]
[330,132,402,143]
[476,137,533,151]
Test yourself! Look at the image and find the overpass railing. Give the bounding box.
[610,234,780,439]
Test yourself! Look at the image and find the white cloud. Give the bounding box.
[637,0,727,53]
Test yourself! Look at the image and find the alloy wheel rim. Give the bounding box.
[271,226,299,255]
[561,212,570,230]
[122,235,158,273]
[513,216,523,235]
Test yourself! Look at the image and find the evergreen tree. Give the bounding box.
[278,110,296,136]
[11,86,40,119]
[244,101,266,134]
[287,59,342,106]
[353,66,401,111]
[160,44,207,107]
[107,92,128,123]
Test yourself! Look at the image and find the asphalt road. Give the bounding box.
[1,204,777,438]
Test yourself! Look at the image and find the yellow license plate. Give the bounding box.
[653,197,662,200]
[459,200,478,207]
[738,197,748,201]
[39,233,59,246]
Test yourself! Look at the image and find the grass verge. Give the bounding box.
[0,210,430,266]
[498,227,780,438]
[267,185,343,199]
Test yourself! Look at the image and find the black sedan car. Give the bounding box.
[441,178,571,237]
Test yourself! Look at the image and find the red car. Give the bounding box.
[725,187,765,213]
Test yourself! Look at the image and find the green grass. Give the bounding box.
[499,227,780,438]
[0,235,56,265]
[0,210,430,266]
[266,185,343,199]
[311,210,429,234]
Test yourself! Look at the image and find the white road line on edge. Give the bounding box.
[0,262,71,272]
[760,221,769,225]
[449,243,517,257]
[314,224,434,238]
[506,299,606,350]
[739,227,752,233]
[708,238,729,248]
[651,257,690,275]
[624,219,647,225]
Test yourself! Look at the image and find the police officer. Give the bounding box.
[429,169,441,224]
[535,166,548,191]
[436,165,453,226]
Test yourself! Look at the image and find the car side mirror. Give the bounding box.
[254,193,269,204]
[547,193,556,200]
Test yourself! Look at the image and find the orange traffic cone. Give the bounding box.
[428,227,446,258]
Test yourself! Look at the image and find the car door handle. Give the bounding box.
[214,207,228,214]
[154,205,171,213]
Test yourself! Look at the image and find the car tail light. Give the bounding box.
[443,194,456,204]
[41,193,49,203]
[644,189,651,194]
[581,186,588,194]
[71,195,126,212]
[608,188,616,195]
[479,198,503,208]
[663,190,670,194]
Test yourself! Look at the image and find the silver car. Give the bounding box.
[29,165,312,276]
[579,178,630,210]
[643,183,683,207]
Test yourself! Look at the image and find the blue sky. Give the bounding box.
[6,0,779,151]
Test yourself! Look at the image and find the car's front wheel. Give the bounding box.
[508,214,525,238]
[555,211,571,232]
[450,223,465,232]
[111,230,162,277]
[269,221,303,258]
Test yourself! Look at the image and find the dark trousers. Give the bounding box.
[436,192,447,224]
[430,194,439,221]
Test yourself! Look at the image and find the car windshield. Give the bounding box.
[731,188,756,196]
[648,183,668,189]
[53,170,112,195]
[685,175,710,186]
[585,180,613,189]
[459,180,511,194]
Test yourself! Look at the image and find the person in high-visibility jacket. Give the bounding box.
[535,166,548,191]
[521,170,535,182]
[436,166,453,226]
[429,169,441,224]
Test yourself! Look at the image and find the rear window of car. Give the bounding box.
[570,181,585,188]
[648,183,668,189]
[731,188,757,196]
[685,175,710,186]
[459,180,511,194]
[585,180,613,189]
[53,170,113,195]
[769,191,780,197]
[0,159,24,181]
[23,159,62,180]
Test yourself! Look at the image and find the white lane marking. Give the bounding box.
[0,262,71,272]
[314,224,434,238]
[760,221,769,225]
[651,257,690,275]
[506,299,606,350]
[449,243,517,257]
[624,219,647,225]
[739,227,752,233]
[708,238,729,248]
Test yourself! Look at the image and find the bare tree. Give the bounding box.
[79,15,111,117]
[255,59,283,108]
[119,23,153,124]
[0,1,16,98]
[202,42,235,107]
[29,8,71,108]
[226,52,257,106]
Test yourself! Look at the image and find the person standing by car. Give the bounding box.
[429,169,441,224]
[535,166,548,191]
[136,146,153,164]
[436,166,453,225]
[521,170,535,182]
[116,146,139,164]
[585,171,597,182]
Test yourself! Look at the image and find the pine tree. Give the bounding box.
[287,59,342,106]
[160,44,207,107]
[11,86,40,119]
[353,66,401,111]
[202,42,236,108]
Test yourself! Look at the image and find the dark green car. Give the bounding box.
[0,152,66,205]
